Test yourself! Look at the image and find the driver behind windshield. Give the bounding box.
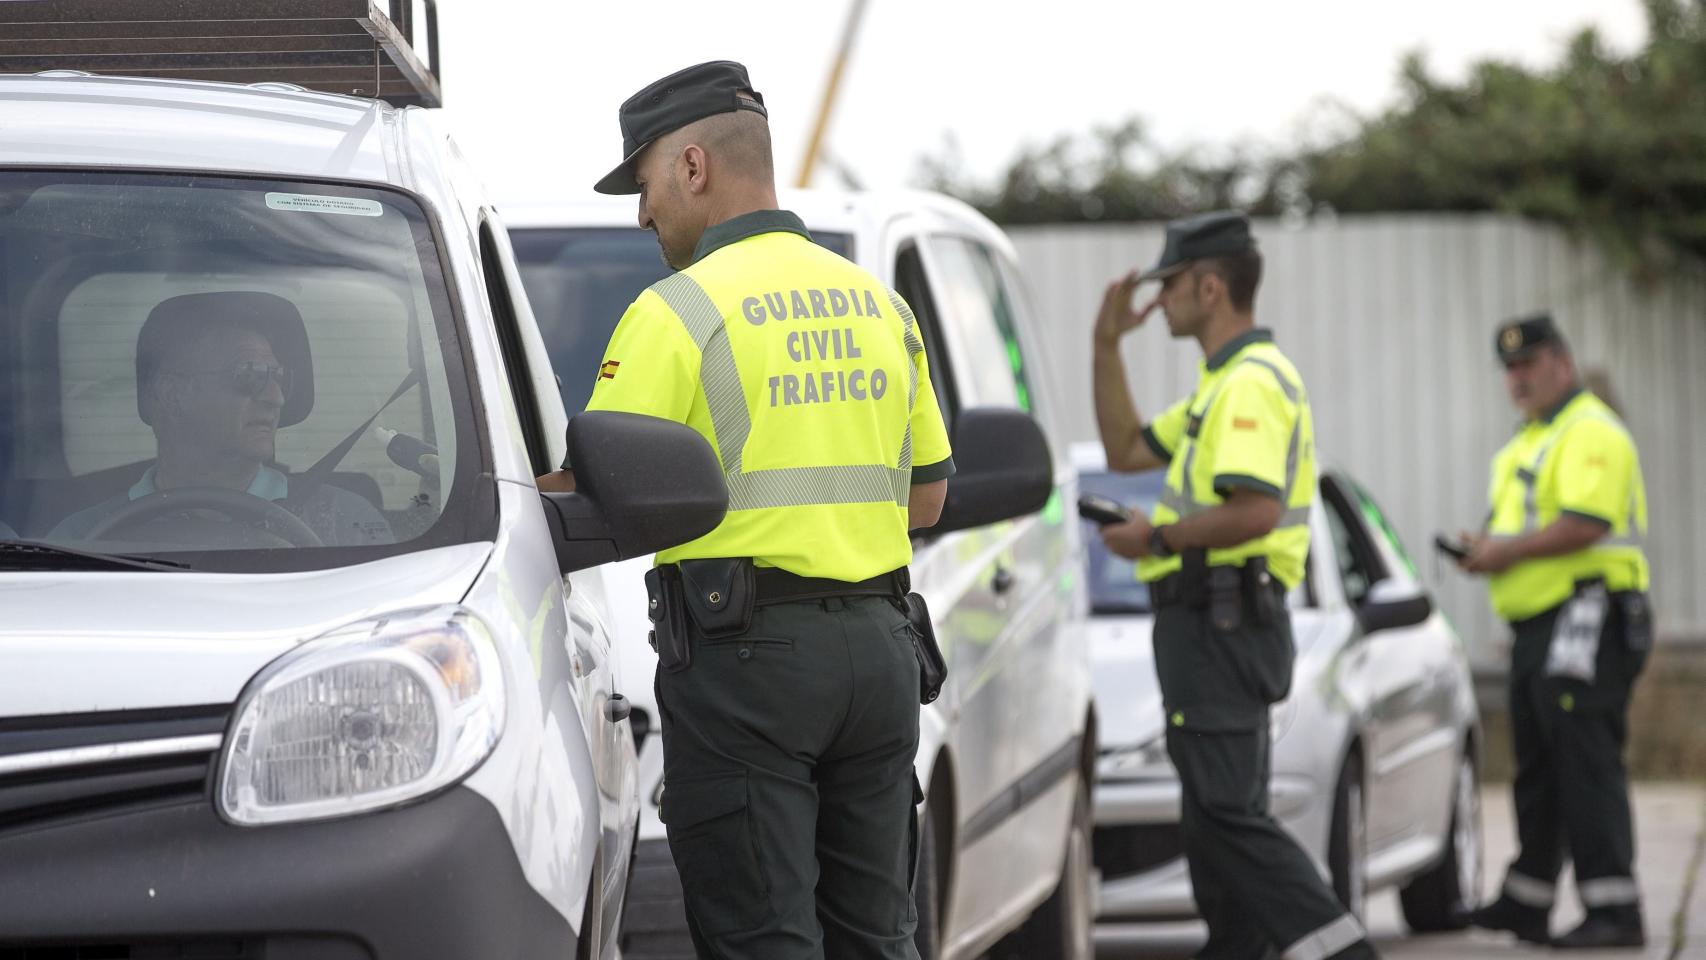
[51,292,393,547]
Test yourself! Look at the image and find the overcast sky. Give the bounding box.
[431,1,1647,206]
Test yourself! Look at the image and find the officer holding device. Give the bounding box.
[1092,211,1375,960]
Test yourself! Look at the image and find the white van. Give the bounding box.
[505,190,1098,960]
[0,73,725,959]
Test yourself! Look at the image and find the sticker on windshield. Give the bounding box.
[265,192,384,217]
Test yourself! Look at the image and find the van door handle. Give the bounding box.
[992,566,1016,595]
[604,693,631,724]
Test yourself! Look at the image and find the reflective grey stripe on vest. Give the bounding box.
[887,290,925,475]
[1514,407,1643,546]
[647,272,917,512]
[1164,354,1309,529]
[652,274,752,473]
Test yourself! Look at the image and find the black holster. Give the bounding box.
[645,565,692,673]
[1207,565,1243,632]
[1617,590,1653,653]
[1242,557,1281,626]
[905,591,947,705]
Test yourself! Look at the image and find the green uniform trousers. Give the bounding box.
[1155,602,1375,960]
[655,594,922,960]
[1498,590,1648,920]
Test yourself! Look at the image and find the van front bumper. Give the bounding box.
[0,785,575,959]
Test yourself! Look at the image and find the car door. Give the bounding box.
[1317,472,1451,851]
[479,213,635,902]
[1331,473,1463,851]
[900,231,1078,932]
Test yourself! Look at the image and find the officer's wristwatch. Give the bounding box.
[1148,524,1175,559]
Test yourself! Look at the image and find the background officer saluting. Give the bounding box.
[1458,314,1652,950]
[1092,211,1377,960]
[539,62,953,960]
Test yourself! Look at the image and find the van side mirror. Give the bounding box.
[540,411,728,573]
[931,407,1054,536]
[1357,578,1433,634]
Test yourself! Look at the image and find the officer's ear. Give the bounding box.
[1194,266,1226,309]
[680,142,710,195]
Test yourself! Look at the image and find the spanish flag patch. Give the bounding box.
[598,360,620,381]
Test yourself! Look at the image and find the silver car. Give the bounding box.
[0,72,722,958]
[1073,443,1483,934]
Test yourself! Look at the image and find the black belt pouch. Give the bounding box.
[1242,557,1282,626]
[905,592,948,705]
[1619,591,1653,653]
[645,565,692,672]
[679,558,757,639]
[1207,565,1244,632]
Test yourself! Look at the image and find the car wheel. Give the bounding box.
[990,775,1094,960]
[913,803,944,960]
[1399,750,1482,931]
[1328,752,1368,922]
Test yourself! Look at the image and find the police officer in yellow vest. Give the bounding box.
[1461,314,1651,950]
[1094,212,1376,960]
[538,62,952,960]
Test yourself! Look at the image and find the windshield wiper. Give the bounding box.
[0,539,191,573]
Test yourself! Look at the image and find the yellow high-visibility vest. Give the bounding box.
[1486,390,1648,622]
[1136,330,1315,589]
[583,210,954,581]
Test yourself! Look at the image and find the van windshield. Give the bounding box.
[510,226,853,416]
[0,171,490,572]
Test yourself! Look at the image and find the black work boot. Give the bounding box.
[1466,896,1550,945]
[1552,908,1645,950]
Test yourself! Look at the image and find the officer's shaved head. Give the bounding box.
[656,93,774,186]
[637,91,780,268]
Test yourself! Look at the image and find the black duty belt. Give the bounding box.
[1149,559,1280,610]
[753,565,908,606]
[1149,572,1195,609]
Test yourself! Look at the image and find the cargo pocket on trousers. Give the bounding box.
[660,772,770,934]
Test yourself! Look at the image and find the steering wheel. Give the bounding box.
[86,486,325,548]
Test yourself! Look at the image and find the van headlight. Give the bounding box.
[218,606,505,825]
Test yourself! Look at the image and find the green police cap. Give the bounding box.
[593,60,768,196]
[1496,312,1568,365]
[1136,210,1257,284]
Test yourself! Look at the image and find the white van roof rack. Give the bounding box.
[0,0,442,107]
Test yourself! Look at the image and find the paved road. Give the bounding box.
[1094,783,1706,960]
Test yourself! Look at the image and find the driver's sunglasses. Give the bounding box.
[178,361,293,400]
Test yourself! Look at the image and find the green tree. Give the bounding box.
[1300,0,1706,274]
[920,0,1706,275]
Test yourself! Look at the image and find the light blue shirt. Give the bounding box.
[50,464,394,547]
[129,464,290,502]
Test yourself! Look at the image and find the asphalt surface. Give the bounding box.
[1094,783,1706,960]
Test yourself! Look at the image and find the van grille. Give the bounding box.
[0,705,227,830]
